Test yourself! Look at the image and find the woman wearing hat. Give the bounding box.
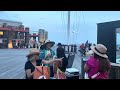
[39,40,60,78]
[84,44,111,79]
[25,48,62,79]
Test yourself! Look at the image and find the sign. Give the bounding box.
[0,31,3,35]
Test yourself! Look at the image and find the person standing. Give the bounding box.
[56,43,68,72]
[84,44,111,79]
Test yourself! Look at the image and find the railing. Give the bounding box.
[109,62,120,79]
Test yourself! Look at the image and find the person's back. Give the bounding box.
[56,45,68,72]
[57,47,65,58]
[84,44,111,79]
[85,56,110,79]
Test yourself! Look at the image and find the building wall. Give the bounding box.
[97,20,120,63]
[38,29,45,43]
[0,19,22,27]
[45,31,48,41]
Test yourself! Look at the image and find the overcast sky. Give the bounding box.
[0,11,120,45]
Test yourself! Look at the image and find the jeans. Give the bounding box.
[50,65,54,77]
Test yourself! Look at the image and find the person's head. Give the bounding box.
[46,43,52,49]
[44,40,55,50]
[26,48,39,62]
[57,43,62,47]
[91,44,110,72]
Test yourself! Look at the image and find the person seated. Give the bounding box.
[25,48,62,79]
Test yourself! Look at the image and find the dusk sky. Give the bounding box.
[0,11,120,45]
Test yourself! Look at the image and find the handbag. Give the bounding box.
[54,68,66,79]
[84,72,100,79]
[33,64,50,79]
[53,60,66,79]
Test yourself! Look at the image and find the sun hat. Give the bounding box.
[44,39,55,48]
[90,44,108,58]
[26,48,39,57]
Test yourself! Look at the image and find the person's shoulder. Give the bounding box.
[87,56,95,62]
[25,60,31,65]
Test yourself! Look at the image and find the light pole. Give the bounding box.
[67,11,70,45]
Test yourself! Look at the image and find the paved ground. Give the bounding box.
[0,49,29,79]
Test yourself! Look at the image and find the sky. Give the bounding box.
[0,11,120,45]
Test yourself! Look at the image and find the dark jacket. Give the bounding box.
[56,47,68,72]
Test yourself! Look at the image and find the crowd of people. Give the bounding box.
[25,40,68,79]
[25,39,111,79]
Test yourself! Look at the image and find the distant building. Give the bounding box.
[0,19,29,48]
[38,29,48,44]
[44,31,48,41]
[0,19,22,27]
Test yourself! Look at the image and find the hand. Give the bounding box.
[46,54,52,58]
[54,59,62,64]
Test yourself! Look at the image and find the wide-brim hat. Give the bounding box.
[91,44,108,58]
[44,40,55,48]
[26,48,40,57]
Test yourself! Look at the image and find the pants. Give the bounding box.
[50,65,54,77]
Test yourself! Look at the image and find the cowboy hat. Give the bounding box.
[90,44,108,58]
[26,48,39,57]
[44,39,55,48]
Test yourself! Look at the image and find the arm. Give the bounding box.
[41,59,56,64]
[25,69,34,79]
[84,64,90,72]
[41,58,62,65]
[84,57,93,72]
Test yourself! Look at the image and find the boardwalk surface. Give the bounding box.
[0,49,29,79]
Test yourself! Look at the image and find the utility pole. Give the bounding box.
[67,11,70,45]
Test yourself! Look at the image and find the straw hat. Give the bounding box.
[91,44,108,58]
[44,39,55,48]
[26,48,39,57]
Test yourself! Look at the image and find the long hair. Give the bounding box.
[94,53,110,73]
